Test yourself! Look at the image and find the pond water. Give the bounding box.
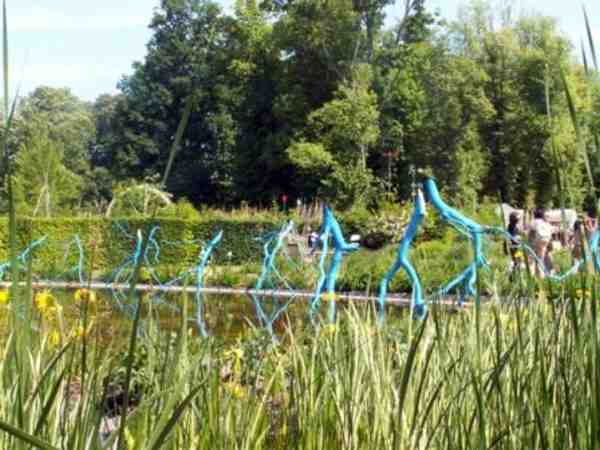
[23,289,362,342]
[2,288,408,345]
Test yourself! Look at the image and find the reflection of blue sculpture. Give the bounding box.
[423,178,489,304]
[62,236,85,283]
[378,189,426,321]
[112,230,145,314]
[194,230,223,337]
[0,236,47,279]
[252,221,296,339]
[310,207,359,323]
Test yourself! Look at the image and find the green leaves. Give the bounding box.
[287,142,334,171]
[12,129,82,217]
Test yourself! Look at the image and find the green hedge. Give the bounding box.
[0,217,279,277]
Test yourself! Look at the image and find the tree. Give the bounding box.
[99,0,237,205]
[16,87,95,175]
[449,4,585,207]
[12,130,82,217]
[287,64,380,208]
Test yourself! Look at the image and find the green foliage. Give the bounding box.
[4,0,597,215]
[287,65,381,208]
[0,216,279,277]
[12,130,82,217]
[159,199,202,221]
[15,86,95,175]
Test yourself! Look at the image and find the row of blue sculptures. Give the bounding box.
[4,177,600,337]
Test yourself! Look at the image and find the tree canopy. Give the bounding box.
[5,0,600,214]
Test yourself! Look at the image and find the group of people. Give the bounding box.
[506,208,597,278]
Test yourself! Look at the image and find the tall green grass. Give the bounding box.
[2,289,600,449]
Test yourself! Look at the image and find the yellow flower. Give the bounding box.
[321,292,338,302]
[48,330,61,348]
[71,322,94,340]
[514,251,524,260]
[225,382,247,399]
[35,290,57,314]
[139,267,151,283]
[575,289,592,299]
[72,326,85,340]
[322,324,336,336]
[0,290,9,306]
[74,289,97,304]
[224,347,244,361]
[125,427,136,450]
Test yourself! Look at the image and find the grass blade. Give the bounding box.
[584,6,598,71]
[560,67,596,196]
[0,419,59,450]
[149,383,204,450]
[33,367,68,435]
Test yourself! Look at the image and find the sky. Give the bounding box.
[8,0,600,102]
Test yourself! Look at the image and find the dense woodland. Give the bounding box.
[4,0,600,216]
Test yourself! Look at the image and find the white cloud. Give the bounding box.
[9,7,149,32]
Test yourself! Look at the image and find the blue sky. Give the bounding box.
[8,0,600,101]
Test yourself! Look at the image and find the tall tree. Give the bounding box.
[16,87,95,175]
[12,130,82,217]
[287,64,380,208]
[100,0,237,204]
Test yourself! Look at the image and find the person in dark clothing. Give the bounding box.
[506,212,522,261]
[572,219,586,261]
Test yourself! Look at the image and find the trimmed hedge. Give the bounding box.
[0,217,279,277]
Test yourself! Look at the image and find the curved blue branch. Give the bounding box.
[311,206,359,323]
[423,178,487,304]
[378,189,426,321]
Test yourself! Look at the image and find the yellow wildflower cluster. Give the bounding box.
[74,288,97,304]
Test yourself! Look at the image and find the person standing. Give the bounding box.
[506,212,523,272]
[572,219,585,261]
[528,208,555,278]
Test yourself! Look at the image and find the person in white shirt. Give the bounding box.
[528,208,556,278]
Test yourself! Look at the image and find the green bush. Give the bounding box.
[0,216,280,278]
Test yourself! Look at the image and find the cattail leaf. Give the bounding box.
[560,67,596,194]
[584,6,598,71]
[0,419,59,450]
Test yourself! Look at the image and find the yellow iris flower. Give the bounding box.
[321,292,338,302]
[35,290,57,314]
[74,288,97,304]
[321,324,337,336]
[48,330,61,348]
[0,290,9,306]
[225,382,247,399]
[575,289,592,299]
